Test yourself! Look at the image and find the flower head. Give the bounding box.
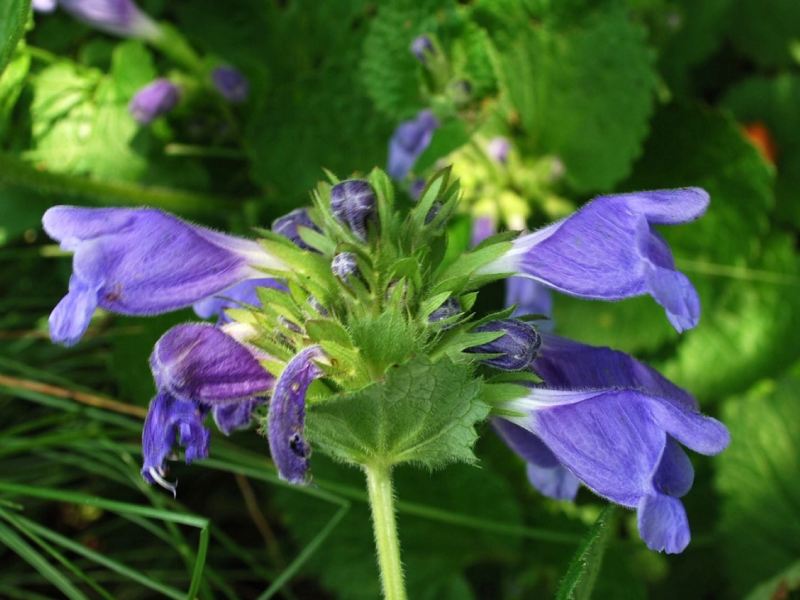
[211,66,250,103]
[498,334,729,553]
[129,79,180,124]
[42,206,282,345]
[487,137,510,164]
[387,110,439,180]
[142,324,274,493]
[330,180,377,241]
[331,252,359,282]
[479,188,709,332]
[58,0,160,39]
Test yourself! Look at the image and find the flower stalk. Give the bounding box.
[364,463,407,600]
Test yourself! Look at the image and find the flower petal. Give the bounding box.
[267,346,324,484]
[653,438,694,498]
[637,494,691,554]
[212,399,264,435]
[193,278,286,322]
[150,323,273,403]
[48,276,99,346]
[482,188,709,331]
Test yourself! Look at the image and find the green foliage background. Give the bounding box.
[1,0,799,598]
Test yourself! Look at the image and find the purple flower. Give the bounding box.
[487,137,510,164]
[330,180,377,241]
[193,278,287,323]
[470,215,497,248]
[465,319,541,371]
[268,346,324,484]
[58,0,160,39]
[387,110,439,180]
[410,35,434,63]
[42,206,282,346]
[272,208,320,251]
[479,188,709,332]
[498,333,729,553]
[211,66,250,103]
[331,252,359,282]
[129,79,180,124]
[142,324,274,493]
[428,297,460,323]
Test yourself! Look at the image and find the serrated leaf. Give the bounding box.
[493,6,656,191]
[556,505,616,600]
[307,356,487,468]
[716,371,800,592]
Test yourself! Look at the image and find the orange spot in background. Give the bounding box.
[742,122,778,164]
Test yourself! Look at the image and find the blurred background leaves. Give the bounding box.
[1,0,799,598]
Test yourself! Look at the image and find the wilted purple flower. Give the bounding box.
[410,35,435,63]
[331,252,359,282]
[268,346,324,484]
[193,278,287,323]
[142,324,274,493]
[466,319,541,371]
[42,206,283,346]
[330,180,376,241]
[272,208,320,251]
[129,79,180,124]
[211,66,250,103]
[387,110,439,180]
[32,0,57,12]
[487,137,510,164]
[58,0,160,39]
[498,333,729,553]
[470,215,497,248]
[479,188,709,332]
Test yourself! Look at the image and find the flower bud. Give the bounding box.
[428,297,460,323]
[466,319,541,371]
[330,180,376,241]
[211,66,249,103]
[331,252,359,282]
[410,35,435,63]
[272,208,320,250]
[387,110,439,180]
[487,137,510,164]
[129,79,180,125]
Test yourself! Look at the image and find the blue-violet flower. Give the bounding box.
[330,179,377,241]
[387,110,439,180]
[129,79,180,124]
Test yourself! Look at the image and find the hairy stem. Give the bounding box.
[364,463,407,600]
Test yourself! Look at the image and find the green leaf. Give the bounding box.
[746,560,800,600]
[726,0,800,68]
[556,505,616,600]
[493,6,656,191]
[307,356,488,468]
[0,0,28,74]
[716,371,800,592]
[0,49,29,138]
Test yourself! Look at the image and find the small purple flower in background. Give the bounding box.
[410,35,435,63]
[470,214,497,248]
[466,319,542,371]
[387,110,439,180]
[129,78,180,124]
[57,0,160,39]
[505,277,554,331]
[268,346,325,484]
[32,0,57,12]
[42,206,282,346]
[478,188,709,332]
[211,66,250,103]
[487,137,511,164]
[142,324,274,493]
[331,252,359,283]
[497,333,729,553]
[272,208,320,250]
[330,180,377,241]
[193,278,287,323]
